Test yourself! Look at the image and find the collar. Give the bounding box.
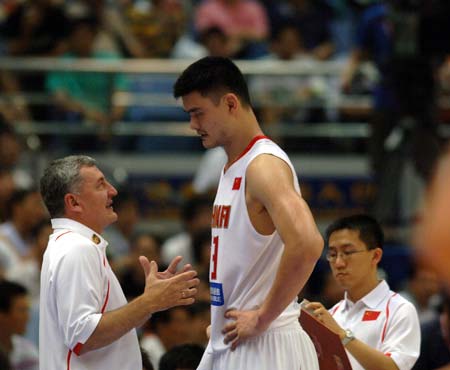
[344,280,390,309]
[51,218,108,248]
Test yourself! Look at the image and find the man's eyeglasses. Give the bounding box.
[325,249,368,262]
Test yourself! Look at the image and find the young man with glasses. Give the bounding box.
[306,214,421,370]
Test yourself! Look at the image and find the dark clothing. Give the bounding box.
[413,317,450,370]
[2,3,69,55]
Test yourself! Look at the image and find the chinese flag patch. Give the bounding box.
[232,177,242,190]
[362,310,381,321]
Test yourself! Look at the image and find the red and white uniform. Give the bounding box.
[39,218,141,370]
[199,136,318,370]
[329,280,420,370]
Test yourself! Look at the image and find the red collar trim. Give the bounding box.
[225,135,269,172]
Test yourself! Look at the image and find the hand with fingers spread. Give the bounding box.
[156,255,193,280]
[139,256,200,313]
[221,308,269,351]
[305,302,345,339]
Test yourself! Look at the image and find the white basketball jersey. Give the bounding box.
[209,136,301,354]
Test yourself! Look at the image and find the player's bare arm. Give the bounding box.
[222,154,323,349]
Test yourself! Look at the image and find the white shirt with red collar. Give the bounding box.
[39,218,141,370]
[329,280,420,370]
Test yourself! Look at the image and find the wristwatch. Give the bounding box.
[341,329,355,346]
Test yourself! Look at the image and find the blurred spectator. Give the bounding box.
[0,125,33,189]
[119,232,161,300]
[65,0,147,57]
[124,0,186,58]
[140,307,191,370]
[413,293,450,370]
[158,343,204,370]
[0,169,15,223]
[0,189,46,278]
[1,0,68,56]
[141,346,155,370]
[399,264,441,323]
[248,24,330,143]
[198,27,234,58]
[187,301,210,347]
[264,0,335,60]
[161,195,212,266]
[191,147,227,195]
[6,219,52,347]
[196,271,211,303]
[194,0,270,59]
[46,15,128,150]
[0,71,31,125]
[316,268,345,308]
[191,227,211,278]
[6,219,51,303]
[103,190,140,262]
[0,280,39,370]
[342,0,445,223]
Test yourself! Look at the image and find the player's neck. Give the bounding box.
[223,117,264,171]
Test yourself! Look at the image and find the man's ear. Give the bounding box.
[373,247,383,265]
[64,193,81,213]
[223,93,239,113]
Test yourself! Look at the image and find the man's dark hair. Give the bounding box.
[192,227,211,263]
[5,188,39,220]
[158,344,204,370]
[181,195,212,224]
[148,306,189,333]
[40,155,96,218]
[0,280,27,313]
[173,56,252,107]
[325,214,384,250]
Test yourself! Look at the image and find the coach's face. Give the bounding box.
[328,229,381,295]
[182,91,232,149]
[69,166,118,234]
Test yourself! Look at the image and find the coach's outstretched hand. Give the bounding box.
[139,256,199,312]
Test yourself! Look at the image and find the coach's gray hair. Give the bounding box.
[40,155,97,218]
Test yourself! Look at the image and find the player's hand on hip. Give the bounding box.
[139,256,199,312]
[222,308,268,351]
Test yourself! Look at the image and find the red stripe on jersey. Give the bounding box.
[56,231,72,241]
[381,293,397,342]
[67,350,72,370]
[330,301,343,316]
[225,135,270,172]
[101,280,110,313]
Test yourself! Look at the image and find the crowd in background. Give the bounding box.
[1,0,450,369]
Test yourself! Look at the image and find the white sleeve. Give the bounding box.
[192,148,226,194]
[380,302,421,370]
[52,240,105,351]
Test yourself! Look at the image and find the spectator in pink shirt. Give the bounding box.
[194,0,269,58]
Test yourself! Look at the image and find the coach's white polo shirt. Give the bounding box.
[329,280,420,370]
[39,218,141,370]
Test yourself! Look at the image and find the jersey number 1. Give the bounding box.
[211,236,219,280]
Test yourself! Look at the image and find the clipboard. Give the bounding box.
[299,308,353,370]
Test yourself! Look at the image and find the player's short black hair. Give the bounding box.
[173,56,252,107]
